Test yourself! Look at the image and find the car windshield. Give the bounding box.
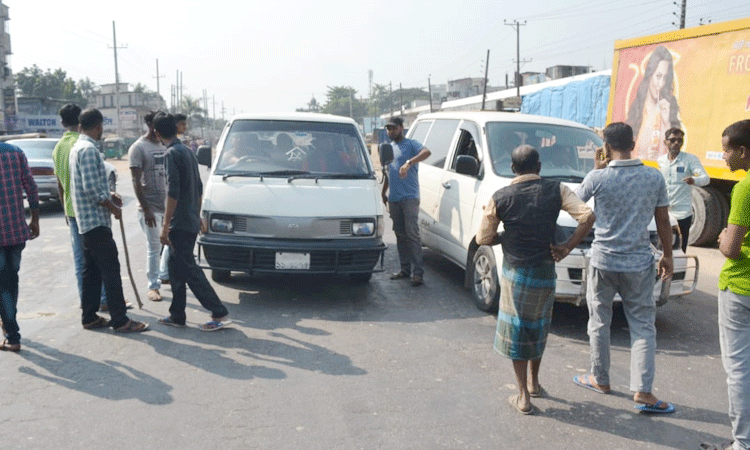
[9,140,56,160]
[486,122,602,181]
[215,120,371,177]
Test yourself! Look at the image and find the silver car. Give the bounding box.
[7,138,118,202]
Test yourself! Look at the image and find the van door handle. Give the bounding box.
[442,181,451,189]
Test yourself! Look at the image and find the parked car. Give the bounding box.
[7,138,119,202]
[196,113,386,282]
[406,111,698,311]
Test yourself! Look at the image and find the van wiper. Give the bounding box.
[544,175,584,182]
[316,173,372,179]
[222,171,264,180]
[260,170,311,176]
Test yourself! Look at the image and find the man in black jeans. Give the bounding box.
[153,113,229,331]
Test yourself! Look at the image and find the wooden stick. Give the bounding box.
[119,218,143,309]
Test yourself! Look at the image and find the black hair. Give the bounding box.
[722,120,750,149]
[153,112,177,139]
[386,117,404,128]
[144,110,157,124]
[59,104,81,128]
[174,113,187,122]
[603,122,634,151]
[511,145,540,174]
[664,127,684,139]
[79,108,103,131]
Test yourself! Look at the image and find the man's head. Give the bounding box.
[722,119,750,172]
[664,127,684,157]
[174,113,188,135]
[385,117,404,141]
[59,103,81,129]
[144,110,158,134]
[603,122,635,153]
[511,145,541,175]
[153,112,177,144]
[78,108,104,141]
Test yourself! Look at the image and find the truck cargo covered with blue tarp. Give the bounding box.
[521,73,610,129]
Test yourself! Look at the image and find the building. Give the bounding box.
[546,65,591,80]
[447,77,487,100]
[94,83,167,138]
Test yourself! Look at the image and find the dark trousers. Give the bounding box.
[168,229,228,324]
[677,216,692,253]
[389,197,424,277]
[0,244,25,345]
[81,226,129,328]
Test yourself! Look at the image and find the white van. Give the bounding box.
[408,111,698,311]
[196,113,386,282]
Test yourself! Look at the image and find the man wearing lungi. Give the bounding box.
[478,145,594,414]
[574,122,675,414]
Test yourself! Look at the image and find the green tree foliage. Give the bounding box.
[180,95,206,124]
[296,96,321,113]
[321,86,367,123]
[15,65,94,105]
[369,83,429,115]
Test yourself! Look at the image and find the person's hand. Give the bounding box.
[110,204,122,221]
[144,209,157,227]
[658,98,671,124]
[160,229,171,246]
[111,192,123,207]
[718,227,727,245]
[595,147,610,170]
[684,176,694,185]
[381,192,388,206]
[28,219,40,239]
[399,161,411,178]
[658,254,673,281]
[550,244,571,262]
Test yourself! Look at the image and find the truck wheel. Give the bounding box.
[471,246,500,312]
[211,270,231,282]
[706,186,729,229]
[690,186,724,246]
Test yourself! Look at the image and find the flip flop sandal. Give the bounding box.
[157,316,185,328]
[83,316,109,330]
[147,290,162,302]
[200,320,228,332]
[0,339,20,352]
[529,386,547,398]
[508,395,534,415]
[113,320,150,333]
[573,374,610,394]
[634,400,676,414]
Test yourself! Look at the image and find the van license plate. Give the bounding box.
[275,252,310,270]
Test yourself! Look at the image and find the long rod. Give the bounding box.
[112,21,121,137]
[481,49,490,110]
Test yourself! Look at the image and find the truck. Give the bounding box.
[607,17,750,246]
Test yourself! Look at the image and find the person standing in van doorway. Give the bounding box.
[477,145,594,414]
[129,111,170,302]
[153,113,230,331]
[657,127,708,252]
[381,117,431,286]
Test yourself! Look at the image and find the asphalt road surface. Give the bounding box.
[0,158,735,449]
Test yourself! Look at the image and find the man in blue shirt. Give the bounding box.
[381,117,431,286]
[573,122,675,413]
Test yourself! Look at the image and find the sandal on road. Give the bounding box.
[573,374,611,394]
[0,340,20,352]
[83,316,109,330]
[634,400,676,414]
[508,395,534,415]
[200,319,229,332]
[157,316,185,328]
[113,320,149,333]
[147,289,162,302]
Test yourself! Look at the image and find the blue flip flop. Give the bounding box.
[635,400,676,414]
[573,374,609,394]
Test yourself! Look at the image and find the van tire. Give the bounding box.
[211,270,231,282]
[350,273,373,283]
[471,246,500,312]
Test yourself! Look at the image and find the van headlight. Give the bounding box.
[211,215,234,233]
[352,220,376,236]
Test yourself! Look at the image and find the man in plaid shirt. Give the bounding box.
[69,108,148,333]
[0,141,40,352]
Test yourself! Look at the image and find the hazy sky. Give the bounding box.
[5,0,750,117]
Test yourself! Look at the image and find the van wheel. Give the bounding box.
[350,273,373,283]
[211,270,231,282]
[471,246,500,312]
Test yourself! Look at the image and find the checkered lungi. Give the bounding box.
[493,259,556,360]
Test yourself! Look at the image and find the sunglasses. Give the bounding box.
[667,137,684,143]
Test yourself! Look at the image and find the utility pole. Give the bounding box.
[481,49,490,111]
[389,81,393,118]
[153,59,165,106]
[399,83,403,115]
[673,0,687,28]
[109,21,127,137]
[180,71,183,110]
[348,88,353,118]
[504,20,530,99]
[428,75,433,113]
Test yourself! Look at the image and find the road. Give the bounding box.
[0,158,735,449]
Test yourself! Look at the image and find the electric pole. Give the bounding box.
[481,49,490,111]
[428,75,433,113]
[399,83,403,114]
[673,0,687,28]
[504,19,530,99]
[109,21,127,137]
[153,59,165,106]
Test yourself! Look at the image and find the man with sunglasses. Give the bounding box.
[657,127,708,252]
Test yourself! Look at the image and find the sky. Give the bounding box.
[4,0,750,117]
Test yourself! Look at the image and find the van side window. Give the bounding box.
[421,119,459,168]
[450,130,480,174]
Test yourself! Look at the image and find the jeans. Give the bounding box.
[389,197,424,277]
[718,288,750,450]
[81,226,131,329]
[69,217,107,306]
[587,265,657,393]
[137,211,169,290]
[167,229,228,324]
[0,244,25,345]
[677,215,692,253]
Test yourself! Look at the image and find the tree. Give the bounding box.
[180,95,205,120]
[15,65,87,105]
[296,96,321,113]
[369,83,429,115]
[321,86,367,123]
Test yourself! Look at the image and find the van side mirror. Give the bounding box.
[197,145,212,167]
[379,143,394,167]
[455,155,479,176]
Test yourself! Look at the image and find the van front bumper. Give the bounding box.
[197,234,386,275]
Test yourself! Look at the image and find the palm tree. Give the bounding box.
[180,95,205,120]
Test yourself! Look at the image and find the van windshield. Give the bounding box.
[215,120,371,177]
[486,122,602,181]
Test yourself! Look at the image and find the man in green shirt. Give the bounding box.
[705,119,750,450]
[52,104,107,308]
